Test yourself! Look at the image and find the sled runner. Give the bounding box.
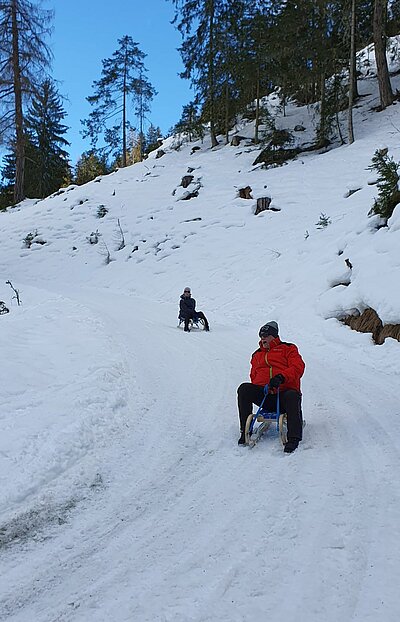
[244,384,288,449]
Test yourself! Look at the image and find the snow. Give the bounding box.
[1,52,400,622]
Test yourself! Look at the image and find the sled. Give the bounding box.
[244,385,288,449]
[177,316,206,331]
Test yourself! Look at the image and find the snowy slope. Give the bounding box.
[1,64,400,621]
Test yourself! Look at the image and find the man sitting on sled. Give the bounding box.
[179,287,210,332]
[237,321,305,453]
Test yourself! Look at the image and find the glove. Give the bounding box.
[269,374,285,389]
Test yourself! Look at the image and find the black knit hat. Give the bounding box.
[259,321,279,339]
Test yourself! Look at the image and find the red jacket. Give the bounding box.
[250,337,305,392]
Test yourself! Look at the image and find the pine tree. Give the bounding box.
[0,0,52,203]
[75,151,109,185]
[81,35,156,166]
[24,79,70,197]
[173,102,204,142]
[170,0,227,147]
[368,149,400,220]
[240,2,277,142]
[145,124,163,154]
[0,151,15,209]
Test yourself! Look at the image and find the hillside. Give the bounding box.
[1,62,400,622]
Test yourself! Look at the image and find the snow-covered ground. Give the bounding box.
[1,57,400,621]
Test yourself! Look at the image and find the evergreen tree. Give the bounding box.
[173,102,205,142]
[24,79,71,197]
[75,151,109,185]
[170,0,227,147]
[240,2,277,142]
[368,149,400,220]
[268,0,366,145]
[0,151,15,209]
[145,124,163,154]
[0,0,52,203]
[81,35,156,166]
[132,132,145,163]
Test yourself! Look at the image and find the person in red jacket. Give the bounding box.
[237,321,305,452]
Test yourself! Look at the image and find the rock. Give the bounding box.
[181,189,199,200]
[341,307,400,345]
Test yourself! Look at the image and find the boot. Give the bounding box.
[284,438,299,453]
[238,431,246,445]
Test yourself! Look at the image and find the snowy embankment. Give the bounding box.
[0,68,400,621]
[0,285,130,538]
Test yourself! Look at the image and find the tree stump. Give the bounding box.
[231,135,246,146]
[181,175,194,188]
[239,186,252,199]
[255,197,272,215]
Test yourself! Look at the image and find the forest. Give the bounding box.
[0,0,399,208]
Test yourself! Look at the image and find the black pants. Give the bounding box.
[237,383,303,441]
[184,311,209,331]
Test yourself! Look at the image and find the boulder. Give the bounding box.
[341,307,400,344]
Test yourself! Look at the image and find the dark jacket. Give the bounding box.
[179,294,197,319]
[250,337,305,392]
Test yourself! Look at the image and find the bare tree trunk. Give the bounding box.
[374,0,393,109]
[348,0,356,143]
[254,69,260,144]
[351,40,359,99]
[317,71,327,146]
[139,75,143,162]
[225,81,229,144]
[11,0,24,204]
[122,44,127,167]
[208,0,218,148]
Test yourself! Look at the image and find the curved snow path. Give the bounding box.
[1,287,400,622]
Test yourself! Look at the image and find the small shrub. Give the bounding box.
[23,230,38,248]
[87,230,101,245]
[97,205,108,218]
[315,213,331,229]
[368,149,400,222]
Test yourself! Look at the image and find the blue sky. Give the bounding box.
[51,0,192,164]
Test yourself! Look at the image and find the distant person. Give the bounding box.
[179,287,210,332]
[237,321,305,452]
